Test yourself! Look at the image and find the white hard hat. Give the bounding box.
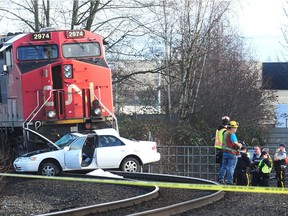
[222,116,230,121]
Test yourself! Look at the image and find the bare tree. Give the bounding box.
[71,0,79,30]
[0,0,111,31]
[70,0,107,30]
[139,0,275,129]
[42,0,50,28]
[0,0,276,131]
[0,0,40,31]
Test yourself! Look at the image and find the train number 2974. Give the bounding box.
[32,33,51,41]
[66,30,85,38]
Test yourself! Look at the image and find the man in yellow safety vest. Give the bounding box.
[214,116,230,166]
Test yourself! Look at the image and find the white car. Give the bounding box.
[13,128,161,176]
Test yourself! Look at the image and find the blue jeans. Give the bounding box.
[218,152,237,184]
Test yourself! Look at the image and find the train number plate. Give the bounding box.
[66,30,85,39]
[32,32,51,41]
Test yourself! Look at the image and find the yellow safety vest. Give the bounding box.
[214,128,226,149]
[247,152,251,159]
[258,160,272,174]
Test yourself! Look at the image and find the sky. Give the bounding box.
[236,0,287,62]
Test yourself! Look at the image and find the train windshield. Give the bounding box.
[17,45,58,61]
[62,42,101,58]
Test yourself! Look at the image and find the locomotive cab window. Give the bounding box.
[17,45,58,61]
[62,42,101,58]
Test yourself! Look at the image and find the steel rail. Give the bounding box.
[40,185,159,216]
[129,190,223,216]
[114,171,225,216]
[37,172,224,216]
[36,173,158,216]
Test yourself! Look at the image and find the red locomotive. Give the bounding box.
[0,28,116,154]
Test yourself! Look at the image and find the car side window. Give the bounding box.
[70,137,85,150]
[98,135,124,147]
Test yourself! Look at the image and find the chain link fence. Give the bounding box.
[147,145,280,182]
[146,146,219,181]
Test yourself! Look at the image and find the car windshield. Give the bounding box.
[55,133,79,149]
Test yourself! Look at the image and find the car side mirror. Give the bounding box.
[64,146,70,151]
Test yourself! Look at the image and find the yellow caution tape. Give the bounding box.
[1,172,288,194]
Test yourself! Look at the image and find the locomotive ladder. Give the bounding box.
[91,89,119,132]
[23,89,56,130]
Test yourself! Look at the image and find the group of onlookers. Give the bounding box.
[214,116,287,187]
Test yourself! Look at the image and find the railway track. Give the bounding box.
[35,171,225,216]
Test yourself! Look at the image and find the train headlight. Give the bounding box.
[47,110,56,118]
[92,107,102,116]
[63,64,73,78]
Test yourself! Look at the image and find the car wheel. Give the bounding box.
[40,162,59,176]
[120,157,141,172]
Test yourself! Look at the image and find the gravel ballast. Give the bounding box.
[1,175,288,216]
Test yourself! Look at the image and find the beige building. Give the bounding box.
[110,60,161,114]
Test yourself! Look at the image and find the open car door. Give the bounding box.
[64,137,86,169]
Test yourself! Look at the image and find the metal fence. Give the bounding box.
[146,145,279,182]
[146,146,219,181]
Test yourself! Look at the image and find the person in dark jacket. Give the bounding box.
[258,151,272,187]
[234,146,252,186]
[274,144,287,188]
[250,146,262,186]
